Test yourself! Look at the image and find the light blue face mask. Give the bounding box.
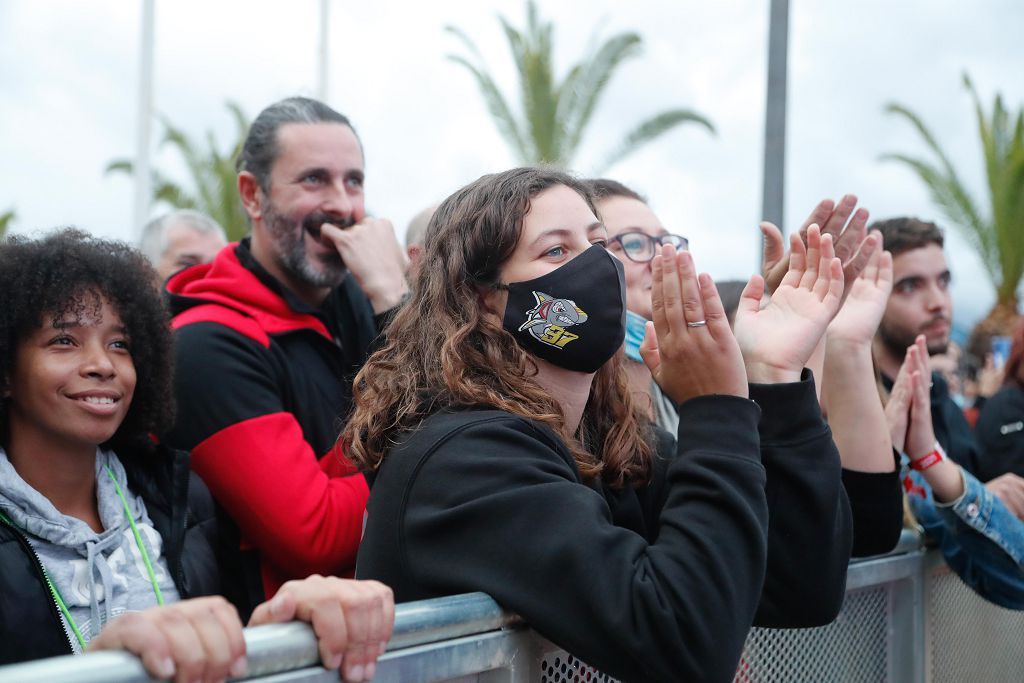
[624,309,648,363]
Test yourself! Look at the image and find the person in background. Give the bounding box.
[595,180,902,558]
[403,204,437,280]
[976,320,1024,481]
[165,97,409,619]
[870,218,1024,518]
[139,209,227,282]
[0,230,393,682]
[889,335,1024,609]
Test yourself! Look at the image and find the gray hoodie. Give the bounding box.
[0,448,180,652]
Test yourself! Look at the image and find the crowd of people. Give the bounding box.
[1,95,1022,682]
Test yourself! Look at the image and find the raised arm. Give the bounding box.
[761,194,878,304]
[894,338,1024,607]
[823,246,904,556]
[735,225,855,625]
[824,244,896,471]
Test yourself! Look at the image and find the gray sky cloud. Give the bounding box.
[2,0,1021,335]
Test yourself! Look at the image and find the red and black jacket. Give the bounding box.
[165,239,382,619]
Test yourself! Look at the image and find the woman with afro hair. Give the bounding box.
[0,229,392,683]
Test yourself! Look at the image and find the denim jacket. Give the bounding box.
[905,461,1024,609]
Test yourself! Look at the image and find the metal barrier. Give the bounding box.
[4,531,1024,682]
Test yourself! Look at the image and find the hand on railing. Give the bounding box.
[88,595,246,683]
[249,575,395,683]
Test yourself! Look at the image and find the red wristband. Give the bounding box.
[910,442,945,471]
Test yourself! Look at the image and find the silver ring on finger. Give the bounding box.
[686,320,707,328]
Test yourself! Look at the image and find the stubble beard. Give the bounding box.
[878,317,949,360]
[263,201,347,290]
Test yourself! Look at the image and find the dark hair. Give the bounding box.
[343,167,654,488]
[869,217,944,257]
[0,229,174,450]
[1005,319,1024,388]
[714,279,748,327]
[584,178,648,204]
[237,97,359,193]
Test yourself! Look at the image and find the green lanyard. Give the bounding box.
[0,465,165,650]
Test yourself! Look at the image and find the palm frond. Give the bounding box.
[883,104,961,181]
[153,177,198,210]
[447,1,714,168]
[599,109,715,172]
[447,53,531,162]
[962,75,1024,304]
[104,101,252,240]
[105,159,134,175]
[0,208,15,237]
[562,32,643,159]
[881,152,995,282]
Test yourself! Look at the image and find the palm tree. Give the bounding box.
[446,0,714,171]
[107,101,250,241]
[0,208,14,238]
[883,74,1024,358]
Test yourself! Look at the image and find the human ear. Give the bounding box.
[477,286,506,323]
[238,172,264,221]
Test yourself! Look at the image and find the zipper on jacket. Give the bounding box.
[0,517,76,653]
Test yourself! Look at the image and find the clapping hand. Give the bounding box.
[827,239,892,346]
[639,245,748,404]
[734,224,844,384]
[761,195,878,304]
[883,335,937,458]
[905,336,939,460]
[885,343,918,454]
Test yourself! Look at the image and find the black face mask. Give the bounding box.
[499,245,626,373]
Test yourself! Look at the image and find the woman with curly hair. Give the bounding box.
[0,229,392,683]
[349,167,853,682]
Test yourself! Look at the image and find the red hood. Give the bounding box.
[167,243,331,340]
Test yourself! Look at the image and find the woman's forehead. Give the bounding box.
[596,196,665,237]
[43,291,123,327]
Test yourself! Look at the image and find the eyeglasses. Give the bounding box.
[608,231,689,263]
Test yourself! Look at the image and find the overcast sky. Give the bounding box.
[2,0,1021,333]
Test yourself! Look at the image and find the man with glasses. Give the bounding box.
[586,178,689,432]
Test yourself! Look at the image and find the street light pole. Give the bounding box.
[761,0,790,235]
[317,0,330,101]
[133,0,155,242]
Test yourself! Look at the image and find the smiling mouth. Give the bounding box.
[79,396,117,405]
[303,215,355,240]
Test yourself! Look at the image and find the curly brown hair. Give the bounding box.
[342,167,653,488]
[0,229,174,452]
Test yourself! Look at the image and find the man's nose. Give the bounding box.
[322,179,354,216]
[924,283,949,312]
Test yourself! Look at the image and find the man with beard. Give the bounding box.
[164,97,408,618]
[871,217,982,476]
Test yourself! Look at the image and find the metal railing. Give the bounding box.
[3,530,1024,682]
